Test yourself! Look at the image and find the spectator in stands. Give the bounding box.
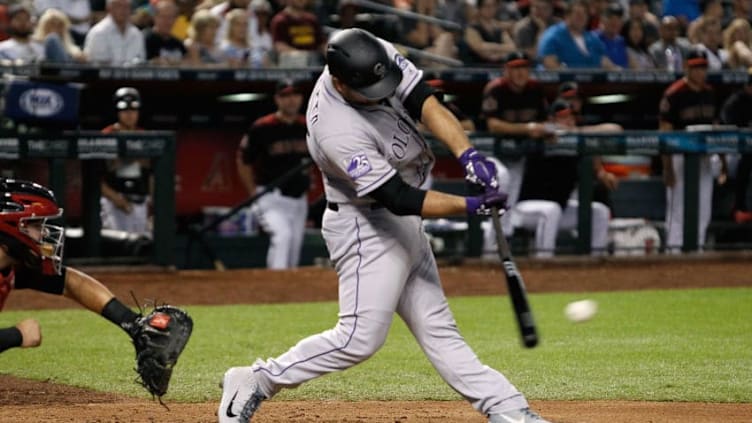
[236,79,311,269]
[100,87,152,238]
[585,0,608,31]
[270,0,326,66]
[661,0,700,29]
[687,0,723,44]
[595,2,628,68]
[249,0,273,67]
[210,0,249,47]
[694,17,727,70]
[219,8,252,66]
[0,5,43,63]
[537,0,616,69]
[726,0,752,28]
[400,0,457,65]
[171,0,198,40]
[144,0,187,65]
[659,48,725,252]
[184,9,222,64]
[648,15,691,71]
[720,70,752,224]
[513,0,558,60]
[723,18,752,69]
[32,8,86,63]
[84,0,146,65]
[461,0,517,66]
[625,0,659,46]
[622,18,657,69]
[33,0,92,46]
[435,0,472,30]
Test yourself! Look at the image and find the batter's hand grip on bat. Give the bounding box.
[491,207,539,349]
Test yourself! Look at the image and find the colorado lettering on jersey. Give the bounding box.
[346,153,372,180]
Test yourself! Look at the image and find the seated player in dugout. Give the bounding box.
[236,79,311,269]
[514,99,617,257]
[0,180,144,352]
[100,87,153,239]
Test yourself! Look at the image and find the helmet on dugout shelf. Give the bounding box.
[113,87,141,111]
[326,29,403,101]
[0,178,64,275]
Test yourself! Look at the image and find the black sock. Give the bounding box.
[0,326,23,352]
[101,298,140,334]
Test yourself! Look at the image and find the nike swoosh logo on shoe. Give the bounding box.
[226,391,239,418]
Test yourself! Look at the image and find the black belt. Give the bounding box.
[327,202,383,211]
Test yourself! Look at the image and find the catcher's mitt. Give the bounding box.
[128,305,193,400]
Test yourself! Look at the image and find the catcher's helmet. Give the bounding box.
[0,179,64,275]
[326,29,403,101]
[113,87,141,111]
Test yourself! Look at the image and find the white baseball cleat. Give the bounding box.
[218,367,266,423]
[488,407,552,423]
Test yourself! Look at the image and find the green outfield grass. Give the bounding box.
[2,287,751,403]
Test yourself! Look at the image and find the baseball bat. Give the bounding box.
[491,207,539,348]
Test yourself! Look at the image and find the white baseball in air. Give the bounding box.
[564,299,598,323]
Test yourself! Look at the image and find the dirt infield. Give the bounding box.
[2,257,751,422]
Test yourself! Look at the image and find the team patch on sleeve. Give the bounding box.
[345,153,372,180]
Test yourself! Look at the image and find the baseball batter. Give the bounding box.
[219,29,549,423]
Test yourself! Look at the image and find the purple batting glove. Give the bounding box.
[458,147,499,191]
[466,190,508,216]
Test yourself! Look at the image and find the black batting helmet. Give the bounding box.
[326,29,403,101]
[113,87,141,111]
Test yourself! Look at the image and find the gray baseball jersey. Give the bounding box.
[249,37,528,418]
[306,40,434,203]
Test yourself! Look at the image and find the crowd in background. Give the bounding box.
[0,0,750,69]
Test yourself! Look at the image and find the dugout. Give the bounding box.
[2,64,751,267]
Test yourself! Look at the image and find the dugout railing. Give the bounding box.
[428,129,752,256]
[3,131,176,266]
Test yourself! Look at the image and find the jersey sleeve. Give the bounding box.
[658,92,678,127]
[243,124,263,163]
[317,133,396,197]
[379,39,423,104]
[12,265,66,295]
[481,82,501,119]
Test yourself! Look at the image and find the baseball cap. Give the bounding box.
[549,99,573,117]
[686,48,709,68]
[250,0,271,12]
[558,81,579,99]
[275,79,302,96]
[504,51,531,68]
[605,2,624,17]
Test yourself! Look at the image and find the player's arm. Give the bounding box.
[487,117,549,138]
[0,319,41,352]
[369,173,503,218]
[62,267,117,314]
[236,134,257,196]
[419,94,474,158]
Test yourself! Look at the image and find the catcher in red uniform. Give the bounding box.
[0,178,192,402]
